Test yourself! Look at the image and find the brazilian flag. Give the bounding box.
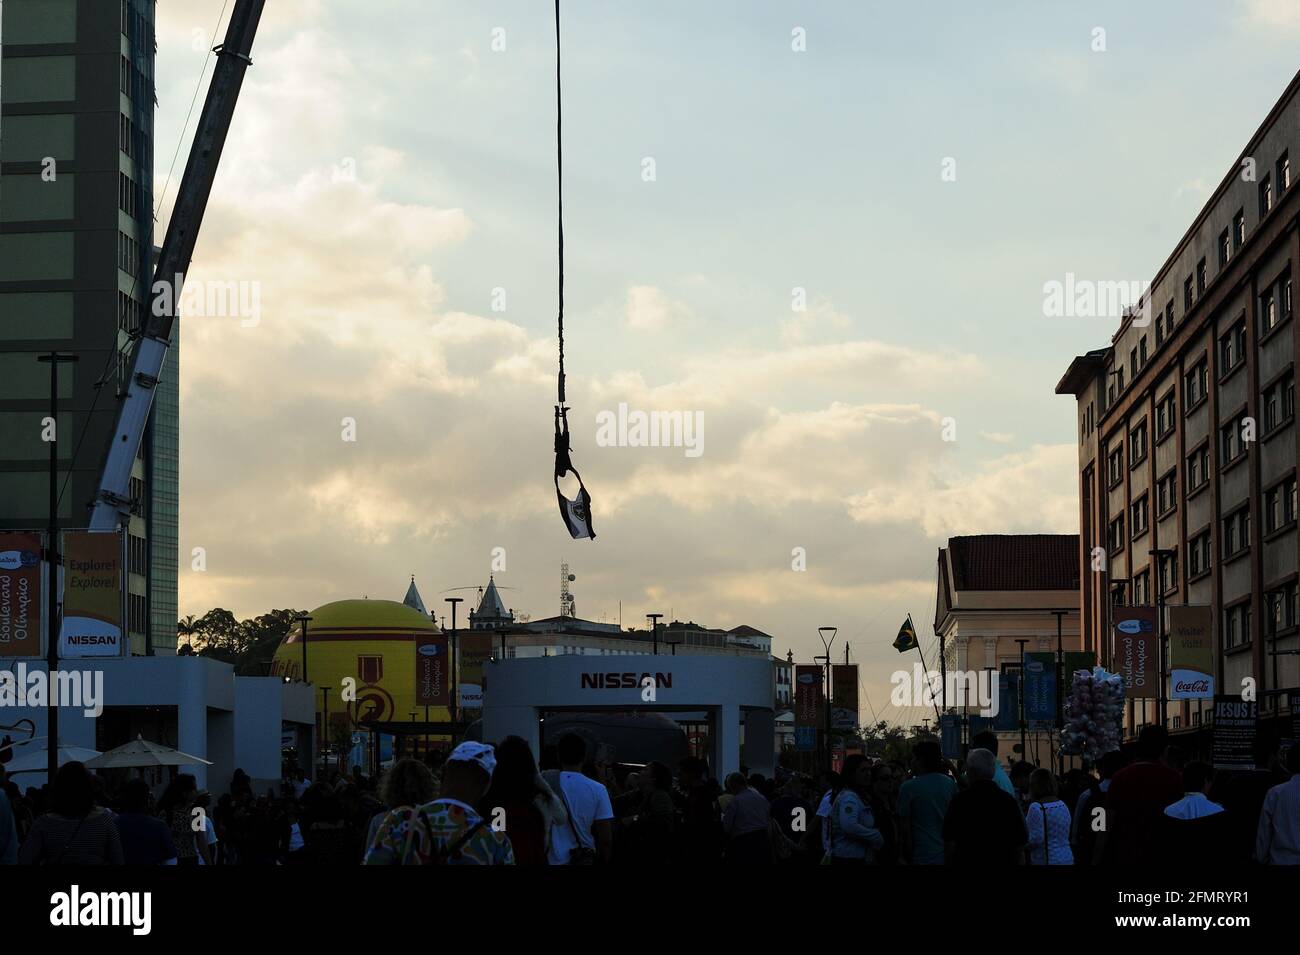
[893,615,918,653]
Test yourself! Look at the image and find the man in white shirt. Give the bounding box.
[1256,745,1300,864]
[546,734,613,865]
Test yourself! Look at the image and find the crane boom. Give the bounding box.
[89,0,266,531]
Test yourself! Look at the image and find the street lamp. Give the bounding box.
[647,613,663,655]
[37,351,78,782]
[1150,548,1176,731]
[445,597,463,733]
[293,613,313,683]
[818,626,837,774]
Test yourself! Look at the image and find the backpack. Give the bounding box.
[370,805,488,865]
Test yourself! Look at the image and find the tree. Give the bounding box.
[182,607,303,675]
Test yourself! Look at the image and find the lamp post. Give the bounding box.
[1015,638,1030,761]
[445,597,463,734]
[294,613,313,684]
[647,613,663,655]
[37,352,78,783]
[1150,548,1176,731]
[320,687,330,778]
[818,626,837,775]
[1051,609,1068,774]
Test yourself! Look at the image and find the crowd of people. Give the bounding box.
[1,724,1296,865]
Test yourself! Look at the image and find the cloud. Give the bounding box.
[1237,0,1300,30]
[625,285,693,331]
[780,300,851,346]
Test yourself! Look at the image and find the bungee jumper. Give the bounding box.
[551,0,595,540]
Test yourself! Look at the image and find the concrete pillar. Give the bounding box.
[711,703,741,779]
[741,708,775,777]
[178,702,208,790]
[482,705,540,758]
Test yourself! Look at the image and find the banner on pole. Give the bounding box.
[458,633,493,709]
[1169,605,1214,699]
[1024,652,1057,726]
[1212,696,1258,770]
[1112,607,1158,699]
[414,634,449,707]
[939,714,961,759]
[59,532,123,658]
[993,670,1020,732]
[794,665,822,747]
[831,664,859,730]
[0,532,42,658]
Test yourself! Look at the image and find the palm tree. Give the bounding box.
[177,614,199,651]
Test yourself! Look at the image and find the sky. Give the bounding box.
[156,0,1300,727]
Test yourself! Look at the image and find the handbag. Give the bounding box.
[554,775,597,865]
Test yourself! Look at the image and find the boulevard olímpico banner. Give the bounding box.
[59,532,124,658]
[414,634,449,707]
[1169,605,1215,699]
[1112,606,1157,699]
[794,664,822,751]
[458,633,494,709]
[831,664,859,730]
[0,532,42,659]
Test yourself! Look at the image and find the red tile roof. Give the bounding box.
[947,534,1079,592]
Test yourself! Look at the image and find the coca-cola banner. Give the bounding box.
[1169,605,1214,699]
[1112,607,1157,700]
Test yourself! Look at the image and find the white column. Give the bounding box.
[711,703,741,779]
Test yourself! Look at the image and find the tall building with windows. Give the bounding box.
[1057,70,1300,745]
[0,0,177,654]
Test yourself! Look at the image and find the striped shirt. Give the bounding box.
[18,809,124,865]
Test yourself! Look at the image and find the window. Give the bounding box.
[1131,495,1149,537]
[1220,419,1244,466]
[1164,302,1175,340]
[1129,420,1148,464]
[1265,581,1298,634]
[1262,372,1295,433]
[1279,151,1291,192]
[1219,320,1245,373]
[1223,506,1250,557]
[1224,601,1251,650]
[1130,347,1138,379]
[1184,360,1208,409]
[1107,445,1124,487]
[1219,229,1232,269]
[1156,391,1176,439]
[1157,469,1177,517]
[1107,515,1126,554]
[1184,275,1194,311]
[128,534,147,574]
[1187,444,1210,493]
[1265,477,1297,533]
[1261,286,1278,334]
[1197,258,1207,295]
[1261,174,1274,217]
[1158,550,1178,594]
[1139,336,1148,366]
[1133,571,1151,606]
[118,172,136,218]
[1234,209,1246,250]
[1188,531,1211,578]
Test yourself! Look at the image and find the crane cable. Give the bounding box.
[552,0,595,540]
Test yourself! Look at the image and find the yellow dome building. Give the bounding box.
[270,589,450,740]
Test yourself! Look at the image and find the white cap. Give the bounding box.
[448,741,496,779]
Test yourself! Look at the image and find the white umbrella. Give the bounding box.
[85,735,212,769]
[2,741,102,775]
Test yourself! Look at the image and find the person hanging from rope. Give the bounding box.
[551,0,594,540]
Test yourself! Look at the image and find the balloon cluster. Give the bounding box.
[1060,666,1123,761]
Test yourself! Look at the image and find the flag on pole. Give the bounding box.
[893,615,918,653]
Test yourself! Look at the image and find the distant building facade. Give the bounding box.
[1057,71,1300,742]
